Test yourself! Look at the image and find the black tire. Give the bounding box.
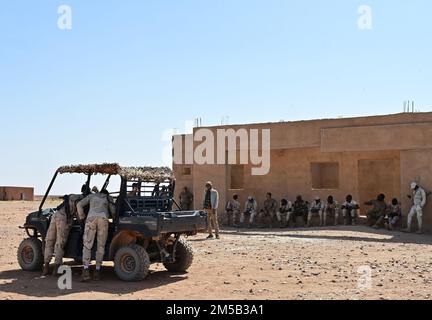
[163,238,194,272]
[17,238,44,271]
[114,245,150,282]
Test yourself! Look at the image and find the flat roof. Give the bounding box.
[174,112,432,133]
[0,186,34,189]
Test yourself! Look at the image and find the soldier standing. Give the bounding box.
[225,194,241,227]
[77,189,116,282]
[405,182,427,234]
[307,196,324,227]
[260,193,278,228]
[202,182,220,240]
[43,193,83,276]
[179,187,194,211]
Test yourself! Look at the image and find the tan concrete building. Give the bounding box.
[0,187,34,201]
[173,112,432,231]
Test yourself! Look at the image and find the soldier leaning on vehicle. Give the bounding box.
[77,189,116,282]
[42,193,84,276]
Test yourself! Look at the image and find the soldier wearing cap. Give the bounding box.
[203,181,220,240]
[405,182,427,234]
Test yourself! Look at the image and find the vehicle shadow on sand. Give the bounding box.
[213,225,432,245]
[0,265,188,298]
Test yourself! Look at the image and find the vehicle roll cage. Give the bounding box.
[39,163,175,212]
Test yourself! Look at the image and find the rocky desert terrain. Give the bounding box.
[1,200,432,300]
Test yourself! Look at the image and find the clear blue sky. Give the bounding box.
[0,1,431,194]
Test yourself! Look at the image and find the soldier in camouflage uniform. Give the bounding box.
[259,193,278,228]
[225,194,241,227]
[179,187,194,211]
[292,195,309,227]
[43,194,83,276]
[323,195,340,226]
[277,198,293,228]
[365,194,387,227]
[242,196,258,228]
[77,189,116,282]
[341,195,360,226]
[405,182,428,234]
[307,196,325,227]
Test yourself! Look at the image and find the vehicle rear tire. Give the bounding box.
[17,238,44,271]
[114,245,150,282]
[164,238,194,272]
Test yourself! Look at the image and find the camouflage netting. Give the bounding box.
[57,163,174,182]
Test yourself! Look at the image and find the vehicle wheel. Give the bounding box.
[17,238,44,271]
[164,238,194,272]
[114,244,150,282]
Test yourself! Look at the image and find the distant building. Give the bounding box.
[172,112,432,231]
[0,187,34,201]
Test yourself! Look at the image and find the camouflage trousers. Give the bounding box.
[205,209,220,236]
[44,213,71,264]
[83,216,109,267]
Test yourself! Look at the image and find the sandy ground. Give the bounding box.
[1,200,432,300]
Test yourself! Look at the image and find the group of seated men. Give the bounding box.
[224,192,405,231]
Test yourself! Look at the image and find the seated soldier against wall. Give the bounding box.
[341,195,360,226]
[258,193,278,228]
[225,194,241,228]
[307,196,325,227]
[365,194,387,228]
[242,196,258,229]
[277,198,293,228]
[292,195,309,227]
[383,198,402,231]
[323,195,340,226]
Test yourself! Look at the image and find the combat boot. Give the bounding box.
[42,263,50,276]
[80,268,91,282]
[52,264,60,276]
[93,269,101,281]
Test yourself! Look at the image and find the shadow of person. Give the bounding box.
[215,225,432,246]
[0,266,188,299]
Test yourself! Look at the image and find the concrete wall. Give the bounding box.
[0,187,34,201]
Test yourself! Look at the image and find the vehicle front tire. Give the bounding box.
[163,238,194,272]
[114,244,150,282]
[17,238,44,271]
